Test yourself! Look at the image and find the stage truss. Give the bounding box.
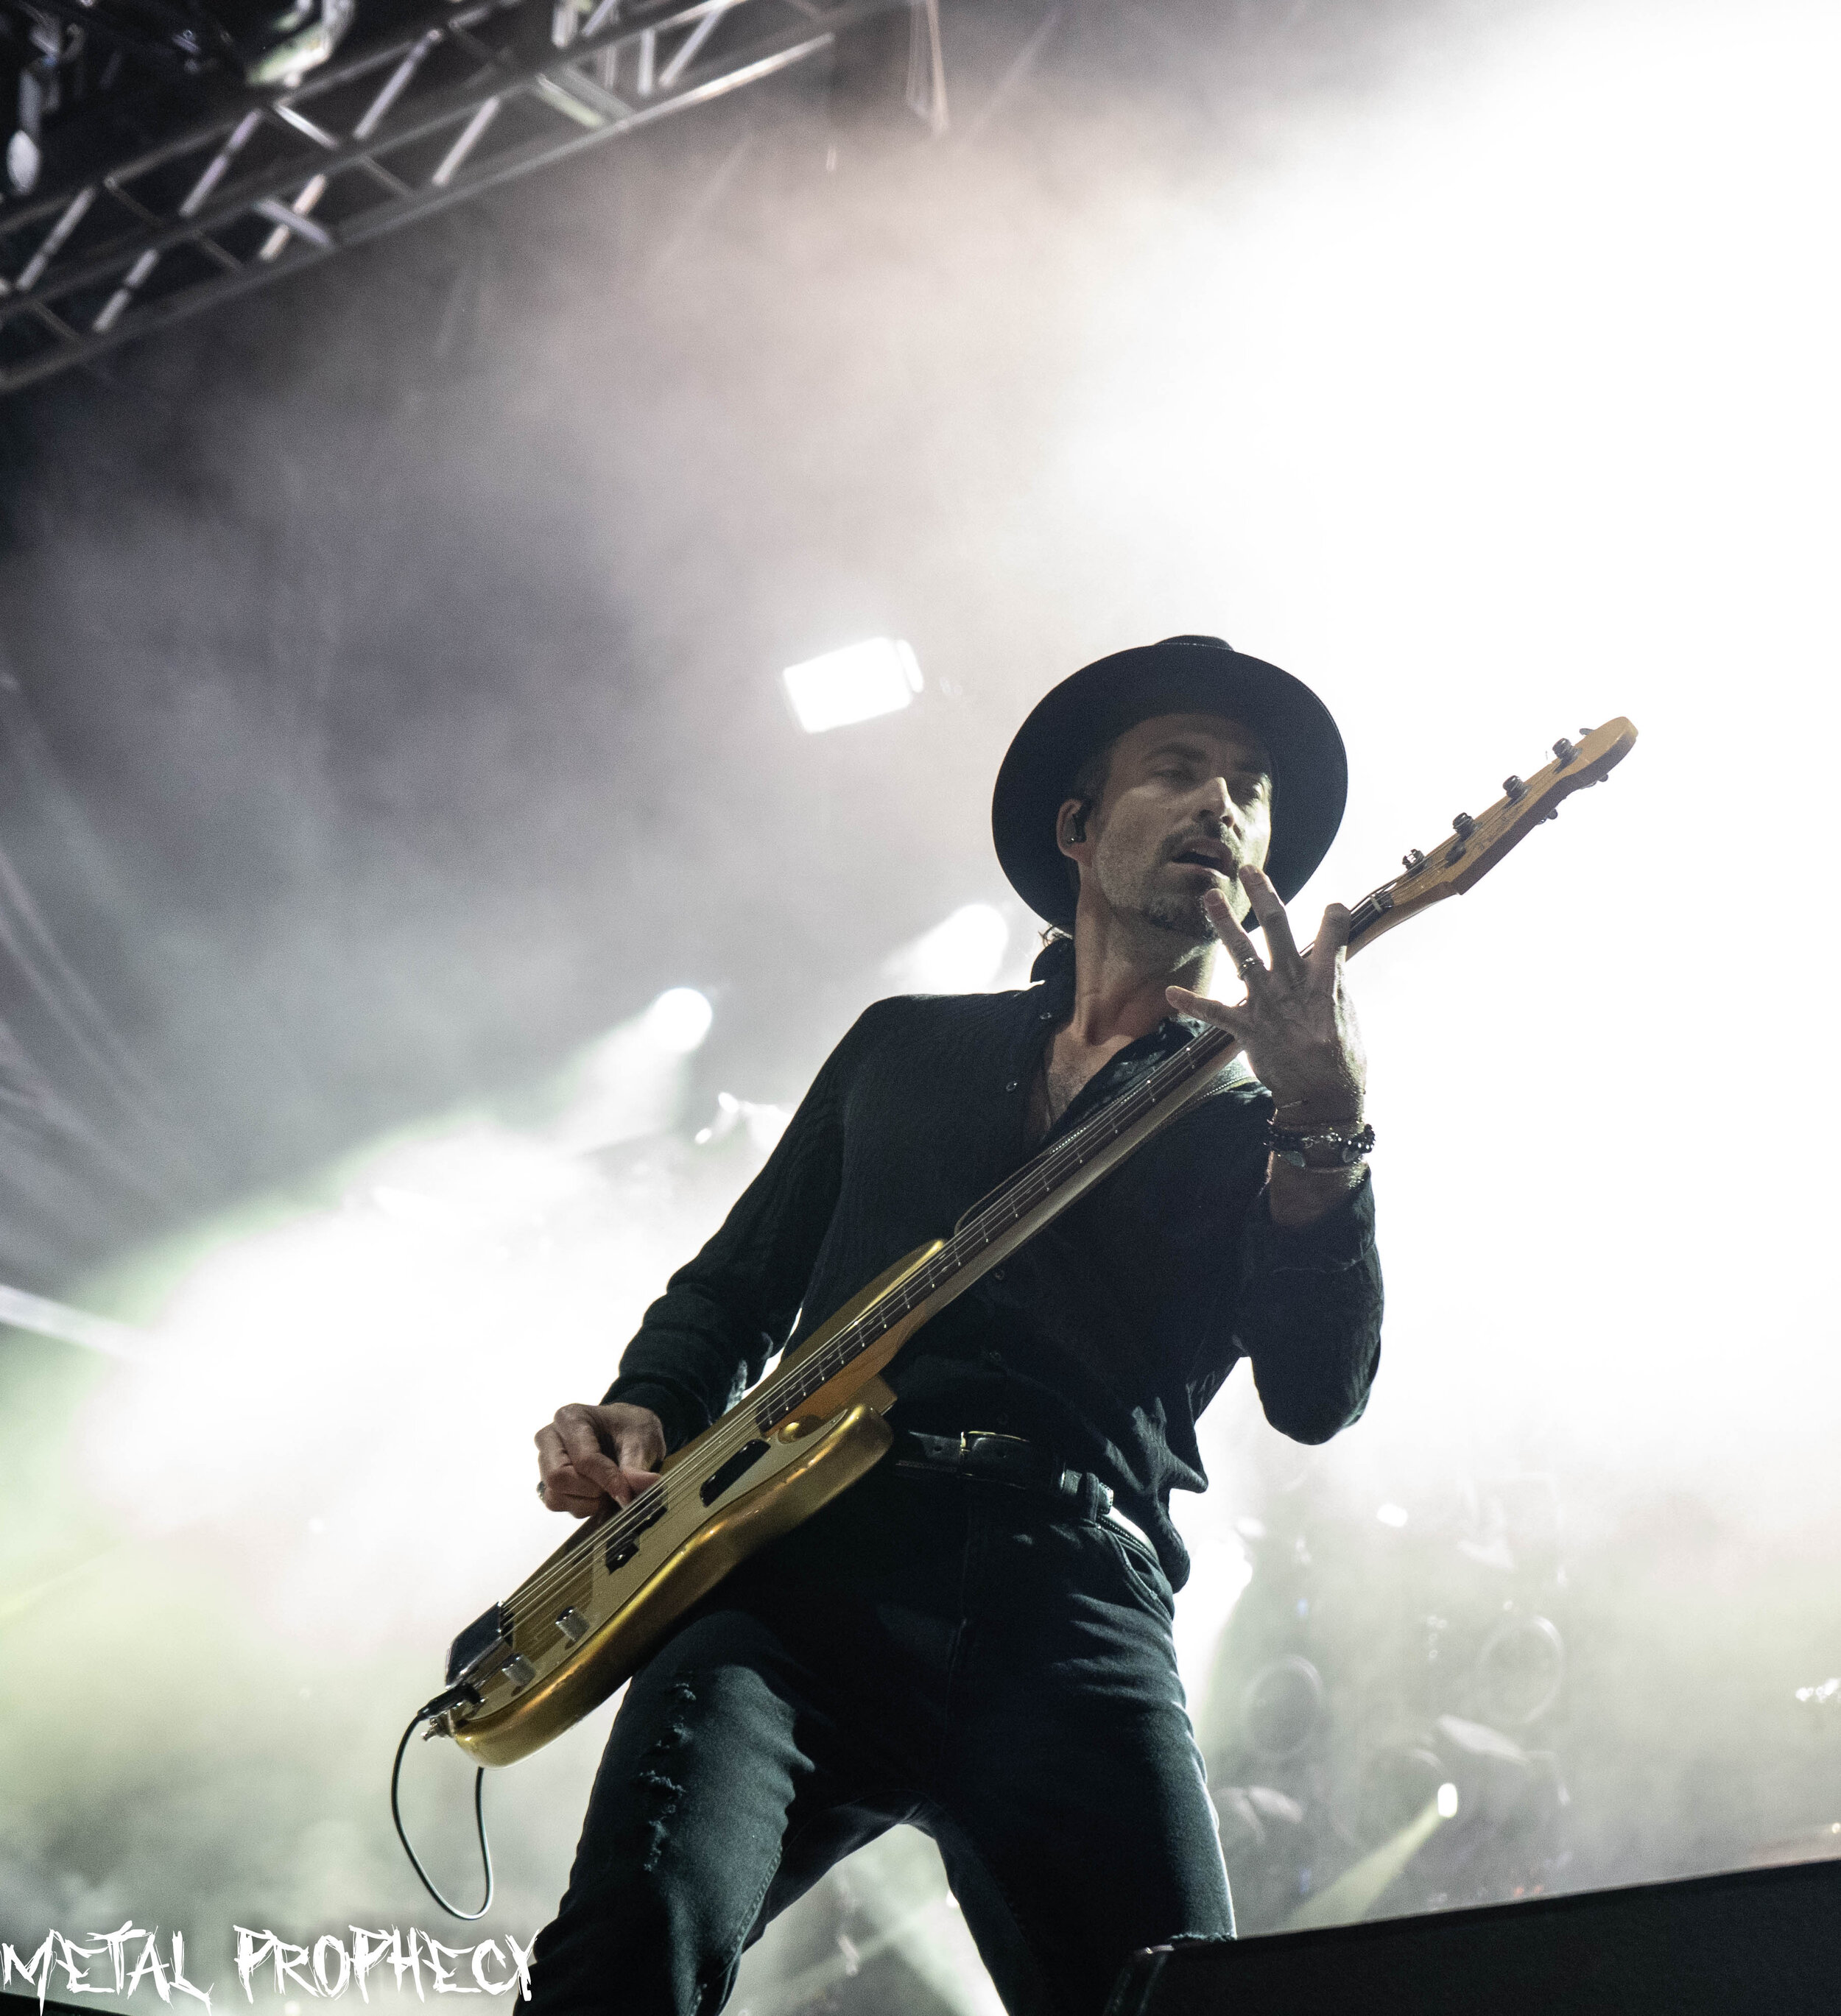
[0,0,936,394]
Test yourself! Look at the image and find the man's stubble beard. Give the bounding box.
[1096,846,1222,953]
[1141,889,1215,945]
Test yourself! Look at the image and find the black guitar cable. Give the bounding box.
[391,1685,494,1921]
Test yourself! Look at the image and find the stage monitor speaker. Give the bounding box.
[1105,1855,1841,2016]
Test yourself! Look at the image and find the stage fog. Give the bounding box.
[1,1,1837,2011]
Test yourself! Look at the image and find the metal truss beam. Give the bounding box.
[0,0,925,395]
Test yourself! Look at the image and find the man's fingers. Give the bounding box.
[552,1404,630,1498]
[1238,867,1302,973]
[536,1402,669,1514]
[534,1422,588,1499]
[1311,900,1354,976]
[1202,886,1259,971]
[1203,882,1256,951]
[1166,984,1238,1035]
[611,1417,668,1475]
[541,1462,608,1517]
[538,1456,663,1514]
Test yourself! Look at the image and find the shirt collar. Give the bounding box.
[1027,955,1209,1051]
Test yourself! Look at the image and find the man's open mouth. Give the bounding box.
[1172,845,1235,875]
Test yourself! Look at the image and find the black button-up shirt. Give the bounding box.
[604,959,1383,1587]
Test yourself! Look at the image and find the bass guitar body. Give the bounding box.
[446,1241,943,1766]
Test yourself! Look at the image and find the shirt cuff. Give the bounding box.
[1242,1168,1376,1275]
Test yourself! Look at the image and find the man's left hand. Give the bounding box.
[1165,864,1367,1135]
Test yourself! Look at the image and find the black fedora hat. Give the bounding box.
[991,635,1348,931]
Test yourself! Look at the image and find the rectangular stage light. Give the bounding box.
[781,638,923,734]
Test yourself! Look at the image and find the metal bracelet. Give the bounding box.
[1264,1121,1375,1169]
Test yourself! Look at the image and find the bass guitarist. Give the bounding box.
[528,633,1384,2015]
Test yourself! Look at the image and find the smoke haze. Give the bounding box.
[3,0,1839,2006]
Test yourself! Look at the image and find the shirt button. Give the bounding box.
[1039,1010,1055,1021]
[992,1267,1006,1281]
[1005,1079,1020,1093]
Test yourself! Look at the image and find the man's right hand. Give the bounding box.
[535,1402,666,1516]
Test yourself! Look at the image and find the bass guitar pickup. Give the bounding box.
[700,1439,770,1506]
[605,1500,668,1574]
[444,1601,512,1687]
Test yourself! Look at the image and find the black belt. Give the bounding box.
[892,1428,1114,1520]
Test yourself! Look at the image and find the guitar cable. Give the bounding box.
[391,1684,495,1921]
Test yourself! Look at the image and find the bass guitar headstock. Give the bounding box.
[1345,716,1638,954]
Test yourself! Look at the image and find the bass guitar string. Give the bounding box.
[501,1026,1239,1633]
[764,1024,1239,1417]
[502,1025,1239,1630]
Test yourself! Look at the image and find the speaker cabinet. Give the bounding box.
[1106,1855,1841,2016]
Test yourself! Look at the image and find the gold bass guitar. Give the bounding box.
[429,719,1636,1768]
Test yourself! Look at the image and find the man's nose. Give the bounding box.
[1196,777,1238,831]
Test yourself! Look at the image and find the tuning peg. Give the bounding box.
[1451,811,1476,839]
[1502,775,1527,802]
[1552,737,1577,766]
[1401,847,1426,872]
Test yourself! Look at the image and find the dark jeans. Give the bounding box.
[527,1455,1234,2016]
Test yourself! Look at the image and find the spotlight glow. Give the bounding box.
[883,903,1011,995]
[644,987,714,1054]
[781,638,923,735]
[694,1089,793,1154]
[1437,1782,1461,1820]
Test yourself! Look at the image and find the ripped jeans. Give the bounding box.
[525,1456,1233,2016]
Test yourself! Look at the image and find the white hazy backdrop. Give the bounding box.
[4,0,1839,2010]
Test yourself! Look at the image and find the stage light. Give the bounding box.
[781,638,923,735]
[694,1090,793,1153]
[536,990,715,1155]
[0,1280,147,1361]
[1429,1715,1536,1833]
[1240,1654,1328,1763]
[1473,1614,1566,1729]
[237,0,356,86]
[1437,1781,1460,1819]
[884,903,1010,995]
[644,987,714,1054]
[1284,1779,1450,1931]
[1376,1502,1409,1528]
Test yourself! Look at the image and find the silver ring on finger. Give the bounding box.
[1236,951,1264,979]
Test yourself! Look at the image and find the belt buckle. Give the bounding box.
[956,1429,1032,1484]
